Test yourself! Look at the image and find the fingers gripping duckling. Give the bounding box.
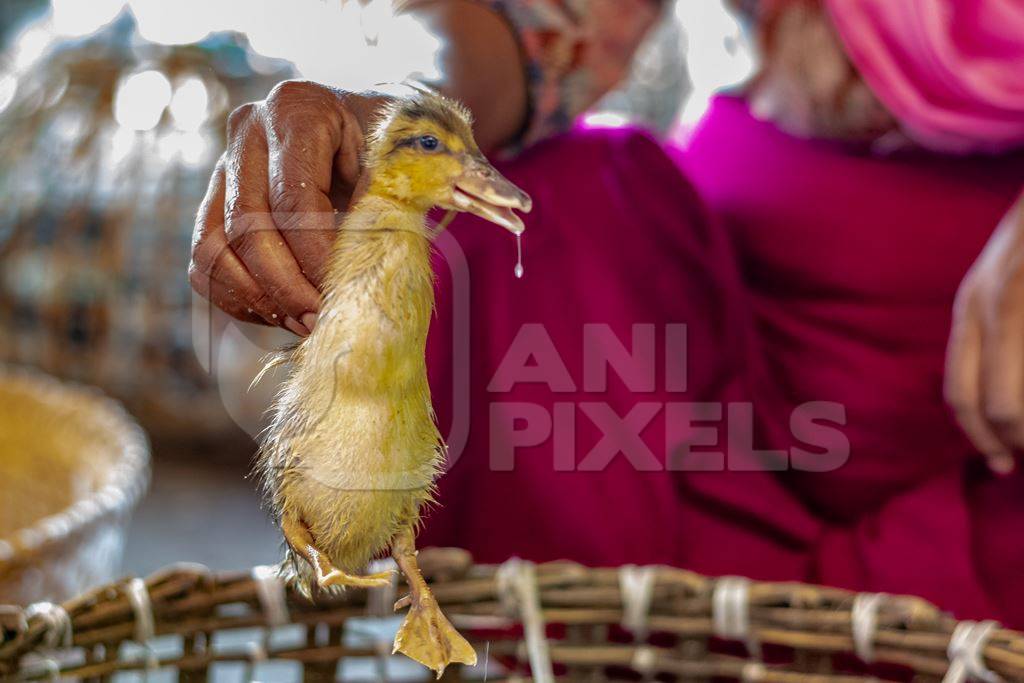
[255,89,531,676]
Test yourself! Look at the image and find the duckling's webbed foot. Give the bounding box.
[391,527,476,677]
[281,514,394,590]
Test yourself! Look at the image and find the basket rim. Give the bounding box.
[4,552,1024,682]
[0,364,150,569]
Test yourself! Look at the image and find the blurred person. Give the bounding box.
[0,0,46,46]
[0,14,304,455]
[190,0,1024,627]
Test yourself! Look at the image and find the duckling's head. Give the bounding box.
[365,89,532,233]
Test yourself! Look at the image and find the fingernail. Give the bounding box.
[989,455,1016,476]
[301,312,318,333]
[284,316,310,337]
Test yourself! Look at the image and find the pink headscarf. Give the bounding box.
[824,0,1024,154]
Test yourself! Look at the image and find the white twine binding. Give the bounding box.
[496,558,554,683]
[251,565,291,627]
[631,645,657,677]
[619,565,657,641]
[712,576,760,659]
[943,620,1003,683]
[372,638,392,682]
[247,638,269,663]
[24,602,72,650]
[126,579,155,643]
[247,565,289,683]
[18,603,70,682]
[367,559,398,619]
[366,558,398,680]
[241,636,270,683]
[125,578,160,672]
[16,654,61,682]
[742,662,767,682]
[851,592,886,664]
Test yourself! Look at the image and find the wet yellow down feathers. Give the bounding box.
[255,88,531,677]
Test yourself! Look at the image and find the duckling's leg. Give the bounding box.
[390,526,477,677]
[281,514,394,589]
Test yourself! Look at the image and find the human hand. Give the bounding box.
[189,80,386,335]
[945,194,1024,474]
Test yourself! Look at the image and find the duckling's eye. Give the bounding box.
[418,135,440,151]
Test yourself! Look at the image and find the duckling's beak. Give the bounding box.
[450,155,532,234]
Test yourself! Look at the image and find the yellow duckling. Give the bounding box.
[255,89,531,676]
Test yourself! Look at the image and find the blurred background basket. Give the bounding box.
[2,549,1023,682]
[0,365,149,606]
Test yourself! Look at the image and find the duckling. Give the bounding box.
[256,88,531,676]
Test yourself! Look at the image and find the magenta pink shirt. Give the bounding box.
[417,100,1024,628]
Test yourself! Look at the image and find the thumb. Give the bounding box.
[350,171,372,206]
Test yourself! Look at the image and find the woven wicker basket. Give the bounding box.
[1,548,1022,682]
[0,366,150,607]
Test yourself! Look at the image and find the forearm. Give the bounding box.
[401,0,663,152]
[399,0,529,153]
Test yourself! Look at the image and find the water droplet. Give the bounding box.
[514,232,524,279]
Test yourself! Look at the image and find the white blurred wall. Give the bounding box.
[13,0,756,134]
